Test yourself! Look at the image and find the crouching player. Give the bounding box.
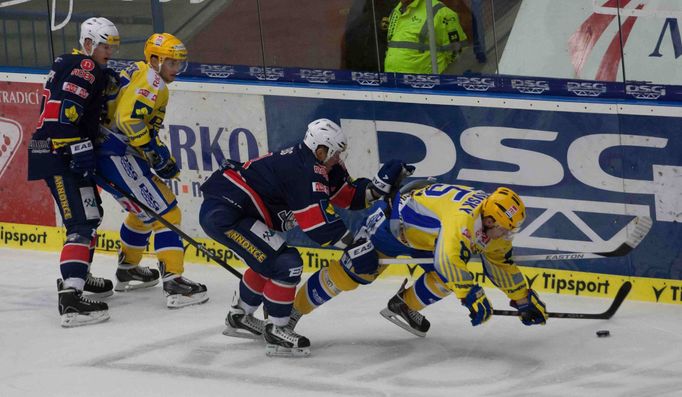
[96,33,208,308]
[199,118,413,356]
[291,183,548,335]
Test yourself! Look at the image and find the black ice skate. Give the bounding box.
[114,253,160,292]
[161,268,208,309]
[83,273,114,298]
[380,279,431,337]
[58,279,110,328]
[222,305,266,339]
[286,308,302,330]
[263,323,311,357]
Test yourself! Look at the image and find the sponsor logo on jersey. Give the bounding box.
[62,82,89,99]
[312,182,329,194]
[136,88,157,101]
[199,64,236,79]
[70,68,95,84]
[313,164,328,178]
[152,74,161,88]
[79,59,95,71]
[511,79,550,94]
[454,76,495,91]
[226,229,267,263]
[402,74,440,89]
[566,81,607,97]
[625,84,666,100]
[351,71,387,86]
[249,66,284,81]
[299,69,336,83]
[53,175,72,220]
[59,99,82,124]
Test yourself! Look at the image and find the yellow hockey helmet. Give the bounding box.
[144,33,188,65]
[481,187,526,231]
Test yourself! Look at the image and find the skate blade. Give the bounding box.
[222,325,262,339]
[265,344,310,358]
[61,310,110,328]
[114,279,159,292]
[166,292,209,309]
[379,308,426,337]
[83,290,114,299]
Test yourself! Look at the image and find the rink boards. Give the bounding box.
[0,71,681,304]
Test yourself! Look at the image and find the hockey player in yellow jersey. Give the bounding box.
[96,33,208,308]
[290,182,548,335]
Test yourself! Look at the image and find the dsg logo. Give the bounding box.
[199,64,236,79]
[299,69,336,83]
[625,84,666,100]
[0,118,21,180]
[566,81,607,97]
[511,79,550,94]
[454,76,495,91]
[402,74,440,89]
[351,72,387,86]
[249,66,284,81]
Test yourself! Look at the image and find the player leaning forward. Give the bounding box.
[27,17,120,327]
[293,183,549,335]
[96,33,208,308]
[199,119,413,356]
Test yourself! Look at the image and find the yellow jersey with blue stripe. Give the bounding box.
[105,61,168,148]
[392,183,528,300]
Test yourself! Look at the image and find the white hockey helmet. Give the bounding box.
[79,17,120,56]
[303,118,347,163]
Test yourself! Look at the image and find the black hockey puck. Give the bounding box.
[596,330,610,337]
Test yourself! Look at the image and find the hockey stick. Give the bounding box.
[378,216,653,265]
[98,175,243,280]
[493,281,632,320]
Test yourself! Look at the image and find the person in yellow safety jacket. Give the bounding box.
[385,0,467,74]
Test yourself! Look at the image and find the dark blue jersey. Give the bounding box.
[201,144,371,246]
[27,52,108,180]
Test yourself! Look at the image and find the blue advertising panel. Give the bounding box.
[263,95,682,280]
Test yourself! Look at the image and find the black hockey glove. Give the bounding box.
[340,238,379,275]
[511,289,548,326]
[142,135,179,179]
[67,139,96,178]
[371,160,415,196]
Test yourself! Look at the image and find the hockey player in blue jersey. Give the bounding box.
[199,118,414,356]
[290,182,548,336]
[27,17,120,327]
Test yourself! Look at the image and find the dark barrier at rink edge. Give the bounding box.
[105,60,682,102]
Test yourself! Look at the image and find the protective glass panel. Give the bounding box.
[163,0,263,66]
[0,0,52,68]
[258,0,352,69]
[49,0,154,64]
[620,2,682,85]
[497,0,604,80]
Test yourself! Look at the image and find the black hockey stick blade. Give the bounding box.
[98,175,243,280]
[493,281,632,320]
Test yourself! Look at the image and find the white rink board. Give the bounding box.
[98,89,268,235]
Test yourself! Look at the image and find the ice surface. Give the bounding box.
[1,248,681,397]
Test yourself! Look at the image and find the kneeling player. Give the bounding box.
[292,183,548,336]
[199,118,413,356]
